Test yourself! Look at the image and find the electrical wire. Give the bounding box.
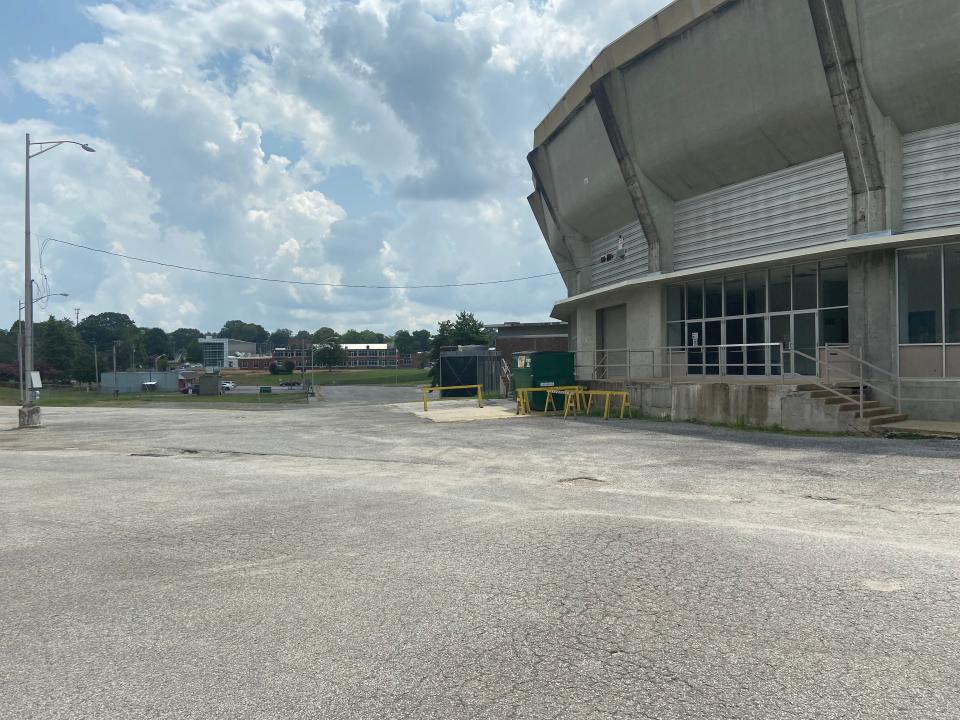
[44,235,610,290]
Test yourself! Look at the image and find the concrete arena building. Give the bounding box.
[529,0,960,425]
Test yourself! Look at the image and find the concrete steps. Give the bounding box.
[800,383,907,431]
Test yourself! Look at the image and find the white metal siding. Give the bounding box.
[673,153,850,270]
[592,220,649,287]
[902,123,960,232]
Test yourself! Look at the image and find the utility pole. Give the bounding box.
[113,341,119,398]
[22,133,35,425]
[19,132,95,428]
[74,307,80,325]
[93,343,99,385]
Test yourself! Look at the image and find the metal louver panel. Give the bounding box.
[673,153,849,270]
[592,220,648,288]
[902,123,960,232]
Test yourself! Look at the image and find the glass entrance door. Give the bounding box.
[770,315,790,375]
[769,313,817,376]
[793,312,817,376]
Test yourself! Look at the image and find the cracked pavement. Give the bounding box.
[1,387,959,719]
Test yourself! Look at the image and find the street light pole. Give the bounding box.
[19,133,95,428]
[22,134,33,425]
[17,292,68,409]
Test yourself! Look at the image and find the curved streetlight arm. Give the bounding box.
[29,140,96,159]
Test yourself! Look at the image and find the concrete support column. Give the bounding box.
[528,147,594,294]
[591,71,675,272]
[574,303,597,382]
[807,0,892,235]
[847,249,897,376]
[626,284,664,379]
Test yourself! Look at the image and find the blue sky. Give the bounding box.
[1,0,666,334]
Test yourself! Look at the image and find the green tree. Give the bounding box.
[170,328,202,358]
[412,329,431,352]
[35,316,81,381]
[393,330,415,354]
[218,320,268,345]
[316,341,347,371]
[428,312,488,385]
[0,328,16,364]
[268,328,292,349]
[142,327,169,359]
[185,339,203,363]
[340,329,386,344]
[312,326,338,343]
[72,344,98,383]
[77,312,137,348]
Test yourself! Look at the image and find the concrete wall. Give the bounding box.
[899,382,960,422]
[572,284,665,380]
[618,380,861,433]
[847,249,897,376]
[99,371,179,394]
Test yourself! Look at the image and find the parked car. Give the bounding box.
[221,381,236,391]
[278,379,302,387]
[180,384,198,394]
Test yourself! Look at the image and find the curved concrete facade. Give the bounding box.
[530,0,960,423]
[530,0,960,289]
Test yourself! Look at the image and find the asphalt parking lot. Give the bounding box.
[2,389,959,719]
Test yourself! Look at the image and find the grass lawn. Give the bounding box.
[221,367,430,387]
[0,386,307,407]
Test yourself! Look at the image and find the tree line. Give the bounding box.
[0,311,492,384]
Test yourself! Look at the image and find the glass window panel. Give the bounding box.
[746,271,766,315]
[746,317,765,376]
[821,308,849,345]
[946,244,960,343]
[686,322,703,375]
[666,285,685,322]
[725,319,744,376]
[898,248,942,343]
[686,282,703,320]
[705,321,721,375]
[793,262,817,310]
[704,278,723,318]
[725,318,744,344]
[819,260,848,308]
[769,267,791,312]
[667,322,684,348]
[725,275,744,316]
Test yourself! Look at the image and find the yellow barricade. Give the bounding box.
[515,386,584,415]
[421,384,483,412]
[572,389,631,420]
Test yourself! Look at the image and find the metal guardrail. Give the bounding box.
[574,343,786,384]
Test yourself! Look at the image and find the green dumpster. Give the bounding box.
[512,351,575,411]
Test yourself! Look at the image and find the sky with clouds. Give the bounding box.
[1,0,667,334]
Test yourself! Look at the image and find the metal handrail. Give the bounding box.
[820,345,901,413]
[825,345,899,381]
[786,348,868,427]
[575,343,786,384]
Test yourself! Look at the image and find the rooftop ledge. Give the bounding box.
[534,0,733,148]
[550,225,960,318]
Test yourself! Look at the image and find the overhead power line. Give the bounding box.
[45,236,609,290]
